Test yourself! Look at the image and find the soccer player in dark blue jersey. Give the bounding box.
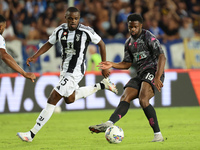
[89,13,166,142]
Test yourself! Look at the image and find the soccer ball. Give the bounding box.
[105,125,124,144]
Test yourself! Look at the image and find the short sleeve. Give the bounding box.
[48,26,62,45]
[0,36,6,50]
[146,31,164,57]
[90,31,101,44]
[80,25,101,44]
[86,30,101,44]
[122,39,133,62]
[48,29,57,44]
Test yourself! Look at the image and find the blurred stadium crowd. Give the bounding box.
[0,0,200,44]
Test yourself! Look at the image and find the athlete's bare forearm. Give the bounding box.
[112,61,132,70]
[32,42,53,58]
[155,53,166,79]
[97,40,106,62]
[0,49,25,75]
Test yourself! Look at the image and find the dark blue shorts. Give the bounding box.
[124,69,165,94]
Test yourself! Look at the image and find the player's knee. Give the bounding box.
[47,95,59,105]
[64,97,75,104]
[120,94,132,103]
[47,90,63,105]
[139,93,150,108]
[139,99,149,108]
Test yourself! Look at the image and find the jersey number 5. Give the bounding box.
[60,78,69,86]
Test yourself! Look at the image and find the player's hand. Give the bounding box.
[26,57,36,67]
[97,61,112,70]
[154,77,163,92]
[23,72,36,82]
[101,69,110,78]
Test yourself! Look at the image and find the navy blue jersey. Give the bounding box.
[123,29,164,75]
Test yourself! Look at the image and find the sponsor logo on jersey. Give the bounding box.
[133,51,147,61]
[65,48,76,55]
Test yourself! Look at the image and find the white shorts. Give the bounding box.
[54,72,84,97]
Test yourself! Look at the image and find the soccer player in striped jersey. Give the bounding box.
[17,7,117,142]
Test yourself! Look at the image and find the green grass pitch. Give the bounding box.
[0,107,200,150]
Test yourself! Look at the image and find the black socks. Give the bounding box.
[109,101,130,123]
[143,104,160,133]
[109,102,160,133]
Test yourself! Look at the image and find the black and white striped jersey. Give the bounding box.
[48,23,101,75]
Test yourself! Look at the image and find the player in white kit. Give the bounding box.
[0,15,35,81]
[17,7,118,142]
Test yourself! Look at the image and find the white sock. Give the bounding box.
[31,103,55,135]
[154,132,161,135]
[75,83,101,100]
[107,120,114,125]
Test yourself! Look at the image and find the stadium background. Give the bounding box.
[0,0,200,113]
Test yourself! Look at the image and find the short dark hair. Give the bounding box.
[127,13,143,24]
[0,15,6,23]
[66,7,80,13]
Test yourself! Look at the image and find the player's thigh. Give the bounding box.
[141,69,164,93]
[47,89,63,105]
[139,81,154,101]
[64,91,76,104]
[122,76,141,103]
[121,87,138,103]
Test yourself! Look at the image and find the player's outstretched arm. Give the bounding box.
[97,61,113,70]
[23,72,36,82]
[98,61,132,70]
[26,42,53,66]
[0,48,36,82]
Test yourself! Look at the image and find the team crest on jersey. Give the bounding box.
[76,34,80,41]
[134,42,137,48]
[63,32,67,35]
